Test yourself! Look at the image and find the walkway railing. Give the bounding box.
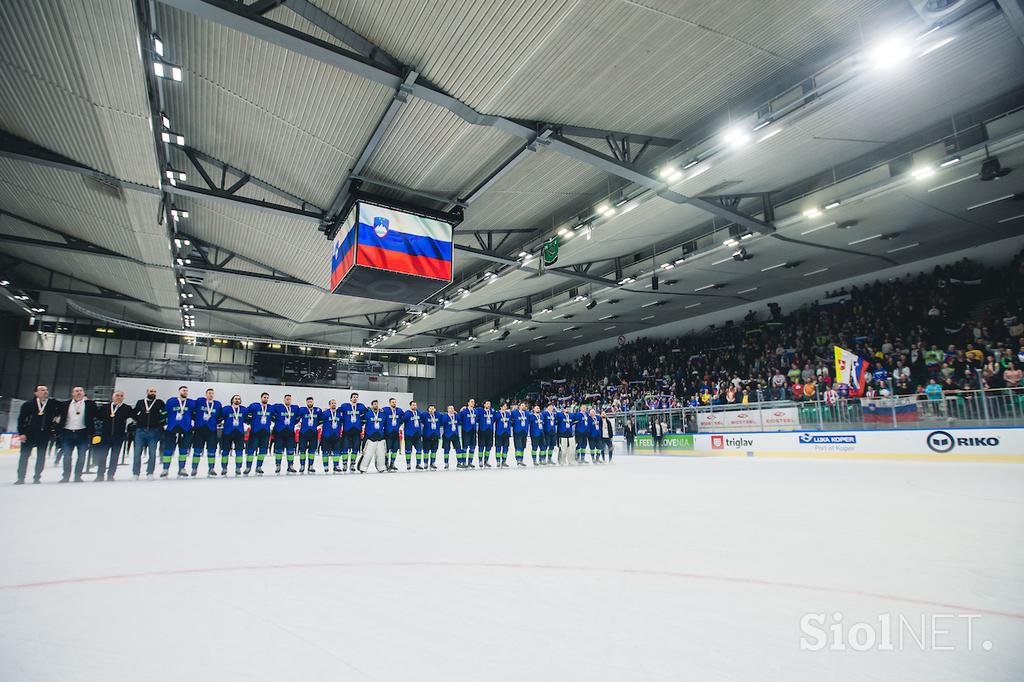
[608,388,1024,433]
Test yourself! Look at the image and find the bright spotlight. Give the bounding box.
[867,39,911,70]
[722,127,750,148]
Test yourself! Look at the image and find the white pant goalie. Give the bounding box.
[359,439,387,472]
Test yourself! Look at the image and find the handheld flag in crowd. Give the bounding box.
[833,345,867,396]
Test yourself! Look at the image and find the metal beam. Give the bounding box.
[464,306,532,322]
[0,130,160,197]
[543,267,619,288]
[460,129,552,205]
[324,70,418,223]
[283,0,405,71]
[524,121,681,148]
[348,174,465,208]
[163,182,323,221]
[153,0,774,235]
[157,0,406,89]
[182,146,320,210]
[997,0,1024,45]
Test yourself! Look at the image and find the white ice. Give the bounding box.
[0,453,1021,681]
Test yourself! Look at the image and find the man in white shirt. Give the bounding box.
[58,386,97,483]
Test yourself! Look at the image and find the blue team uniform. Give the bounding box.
[528,412,544,463]
[495,410,512,465]
[220,404,247,474]
[270,403,298,471]
[402,409,424,468]
[440,412,463,467]
[421,412,442,469]
[162,396,195,473]
[297,406,321,471]
[458,406,479,463]
[511,409,530,464]
[244,401,274,473]
[188,397,222,473]
[542,410,558,463]
[320,407,343,471]
[477,407,496,465]
[574,412,591,462]
[382,405,403,468]
[340,401,365,467]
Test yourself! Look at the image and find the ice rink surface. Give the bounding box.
[1,453,1021,681]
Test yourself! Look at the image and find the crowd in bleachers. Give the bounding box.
[526,251,1024,411]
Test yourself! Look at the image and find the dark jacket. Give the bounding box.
[17,398,61,437]
[56,399,98,436]
[98,403,133,440]
[132,398,166,430]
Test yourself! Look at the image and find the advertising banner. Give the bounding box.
[696,406,800,432]
[694,427,1024,462]
[634,434,694,452]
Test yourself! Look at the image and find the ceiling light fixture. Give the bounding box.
[760,263,787,272]
[737,287,758,294]
[886,242,921,253]
[803,208,822,219]
[939,157,961,168]
[803,267,829,277]
[685,302,701,309]
[848,234,882,245]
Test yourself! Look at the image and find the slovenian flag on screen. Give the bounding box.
[833,345,867,396]
[331,222,357,291]
[355,205,453,281]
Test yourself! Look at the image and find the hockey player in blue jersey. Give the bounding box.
[440,405,462,469]
[271,394,297,474]
[557,405,575,466]
[588,407,602,463]
[422,405,441,470]
[357,400,387,473]
[511,401,530,466]
[245,392,273,475]
[573,406,590,464]
[542,404,558,465]
[297,396,321,473]
[477,400,495,468]
[162,386,194,478]
[320,399,342,473]
[529,405,545,466]
[340,393,365,472]
[402,401,423,470]
[220,395,246,476]
[459,399,479,469]
[494,402,512,468]
[190,388,222,476]
[382,397,403,472]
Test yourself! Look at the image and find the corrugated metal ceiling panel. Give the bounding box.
[361,96,522,196]
[0,159,167,265]
[156,3,395,208]
[0,0,158,185]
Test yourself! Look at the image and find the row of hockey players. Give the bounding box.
[144,387,613,478]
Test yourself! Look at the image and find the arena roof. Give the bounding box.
[2,0,1024,355]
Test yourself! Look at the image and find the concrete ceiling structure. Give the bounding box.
[2,0,1024,356]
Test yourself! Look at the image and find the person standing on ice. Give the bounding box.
[296,396,321,474]
[440,405,463,469]
[245,392,273,476]
[357,400,387,473]
[511,401,530,466]
[494,403,512,468]
[162,386,194,478]
[529,405,545,466]
[320,399,343,473]
[271,394,297,474]
[421,405,441,470]
[382,397,403,472]
[459,398,479,468]
[340,393,365,473]
[573,406,590,463]
[556,405,574,466]
[402,400,423,470]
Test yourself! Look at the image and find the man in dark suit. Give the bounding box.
[57,386,97,483]
[94,390,132,481]
[16,385,60,484]
[623,418,636,455]
[132,387,164,479]
[598,410,615,462]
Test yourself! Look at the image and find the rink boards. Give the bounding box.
[641,427,1024,463]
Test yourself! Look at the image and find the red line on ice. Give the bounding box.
[2,561,1020,620]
